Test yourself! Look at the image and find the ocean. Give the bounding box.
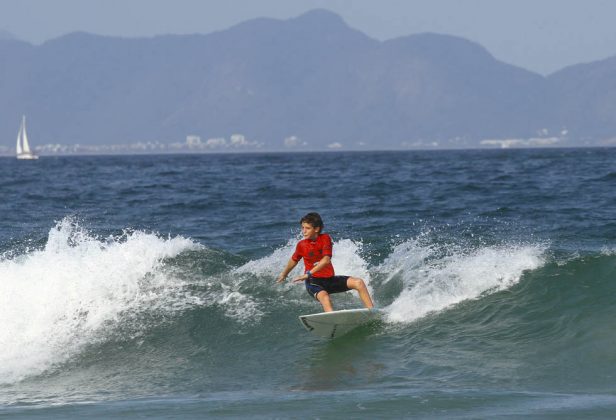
[1,148,615,418]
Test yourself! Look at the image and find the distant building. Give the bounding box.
[230,134,247,146]
[284,136,301,148]
[186,135,202,147]
[206,137,226,148]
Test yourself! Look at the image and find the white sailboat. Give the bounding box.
[16,115,38,160]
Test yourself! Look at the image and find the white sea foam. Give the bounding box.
[329,239,371,286]
[0,218,202,384]
[600,246,616,256]
[235,237,301,279]
[218,284,264,321]
[381,239,546,323]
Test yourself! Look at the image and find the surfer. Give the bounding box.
[276,212,374,312]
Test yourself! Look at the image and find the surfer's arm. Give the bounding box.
[277,258,298,283]
[310,256,331,277]
[293,256,331,282]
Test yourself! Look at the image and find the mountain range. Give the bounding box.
[1,9,615,152]
[0,30,16,41]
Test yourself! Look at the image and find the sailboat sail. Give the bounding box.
[16,115,38,160]
[21,117,32,154]
[16,121,23,155]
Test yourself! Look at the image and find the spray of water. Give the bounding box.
[0,218,201,383]
[378,238,546,322]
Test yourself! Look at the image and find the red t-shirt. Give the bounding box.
[291,233,335,278]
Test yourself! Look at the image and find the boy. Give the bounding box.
[276,212,374,312]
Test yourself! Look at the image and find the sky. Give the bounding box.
[1,0,616,75]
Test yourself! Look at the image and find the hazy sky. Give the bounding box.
[1,0,616,74]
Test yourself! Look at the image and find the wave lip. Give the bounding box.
[381,240,546,323]
[0,218,201,384]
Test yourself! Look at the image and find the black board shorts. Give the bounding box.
[305,276,350,299]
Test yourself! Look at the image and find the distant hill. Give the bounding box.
[548,56,616,143]
[0,9,615,151]
[0,29,16,40]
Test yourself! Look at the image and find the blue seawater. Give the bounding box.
[1,148,615,418]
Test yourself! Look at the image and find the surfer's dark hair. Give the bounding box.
[300,212,324,230]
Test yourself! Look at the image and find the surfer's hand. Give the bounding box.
[276,274,287,283]
[292,274,307,283]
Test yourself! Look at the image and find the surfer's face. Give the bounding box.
[301,222,320,240]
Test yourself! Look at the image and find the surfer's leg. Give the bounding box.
[346,277,374,309]
[315,291,334,312]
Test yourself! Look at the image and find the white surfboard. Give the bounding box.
[298,308,381,339]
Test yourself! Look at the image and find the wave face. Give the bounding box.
[0,217,550,386]
[1,149,615,417]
